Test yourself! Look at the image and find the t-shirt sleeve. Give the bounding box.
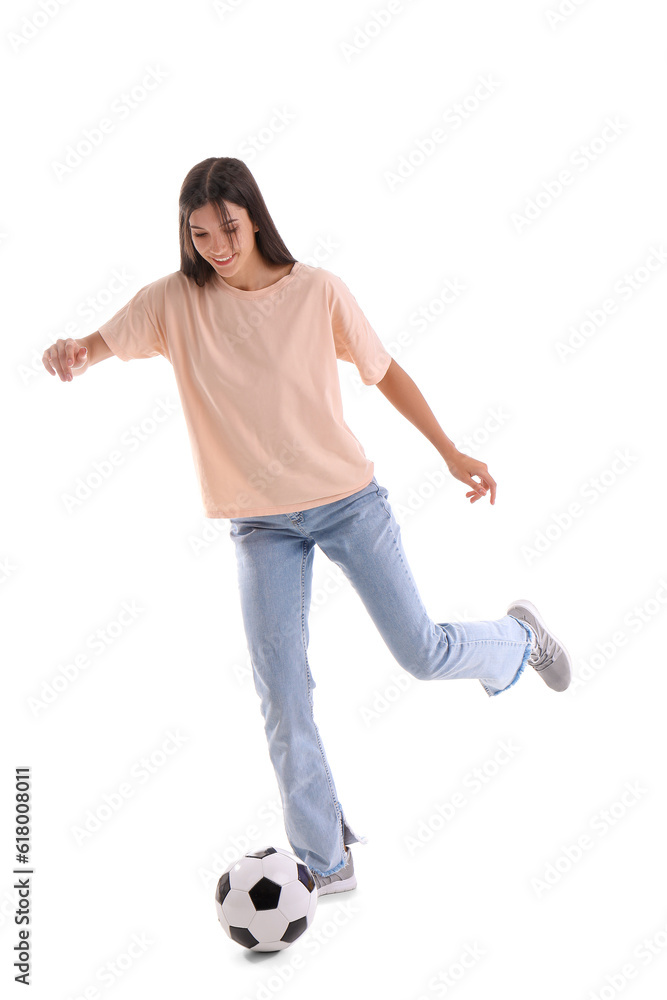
[328,272,392,386]
[97,276,170,363]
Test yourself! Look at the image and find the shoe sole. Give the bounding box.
[317,873,357,896]
[506,598,572,692]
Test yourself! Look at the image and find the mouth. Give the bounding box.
[211,253,235,266]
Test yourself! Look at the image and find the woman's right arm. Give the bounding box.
[42,331,113,382]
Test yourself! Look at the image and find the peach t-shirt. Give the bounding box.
[97,261,392,518]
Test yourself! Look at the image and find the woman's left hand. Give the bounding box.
[445,451,497,505]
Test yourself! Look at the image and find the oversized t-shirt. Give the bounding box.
[97,261,392,518]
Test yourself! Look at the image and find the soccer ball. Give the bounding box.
[215,846,318,951]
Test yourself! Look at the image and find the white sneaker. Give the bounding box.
[310,847,357,895]
[506,599,572,692]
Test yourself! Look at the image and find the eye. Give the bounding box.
[192,227,237,239]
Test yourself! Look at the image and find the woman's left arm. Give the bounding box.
[375,358,497,505]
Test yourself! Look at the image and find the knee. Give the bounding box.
[399,659,431,682]
[395,634,450,681]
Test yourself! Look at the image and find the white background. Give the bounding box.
[3,0,667,997]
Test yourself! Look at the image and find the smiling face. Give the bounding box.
[188,200,259,278]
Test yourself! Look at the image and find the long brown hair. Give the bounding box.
[178,157,296,287]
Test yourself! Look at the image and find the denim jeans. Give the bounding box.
[229,474,535,877]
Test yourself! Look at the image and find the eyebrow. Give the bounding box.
[189,219,239,231]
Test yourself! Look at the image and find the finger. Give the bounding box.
[63,338,80,380]
[47,349,66,381]
[54,339,75,381]
[72,345,88,370]
[57,348,72,380]
[469,477,487,497]
[482,473,497,505]
[466,479,490,506]
[57,346,74,380]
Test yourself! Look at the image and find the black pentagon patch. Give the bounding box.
[297,863,315,892]
[229,925,259,949]
[249,877,281,910]
[215,871,232,906]
[281,915,308,943]
[246,847,277,859]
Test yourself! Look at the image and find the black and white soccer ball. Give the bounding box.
[215,846,318,951]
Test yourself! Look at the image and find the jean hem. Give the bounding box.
[309,849,349,878]
[482,620,534,698]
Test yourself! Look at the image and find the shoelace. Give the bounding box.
[528,628,558,669]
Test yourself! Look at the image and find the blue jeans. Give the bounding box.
[229,475,535,877]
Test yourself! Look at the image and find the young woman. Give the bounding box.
[43,156,572,896]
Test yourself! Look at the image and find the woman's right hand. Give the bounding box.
[42,338,90,381]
